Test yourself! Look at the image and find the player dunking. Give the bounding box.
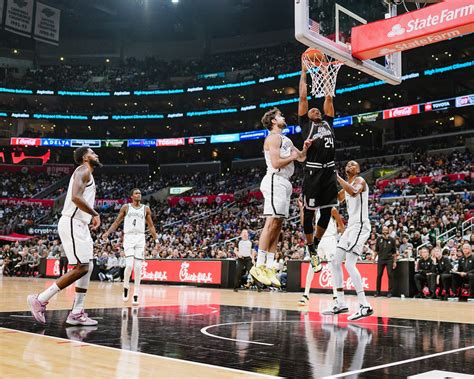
[102,188,158,305]
[250,107,310,287]
[331,161,373,320]
[298,61,338,273]
[297,196,345,306]
[28,147,101,326]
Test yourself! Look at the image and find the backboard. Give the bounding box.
[295,0,403,85]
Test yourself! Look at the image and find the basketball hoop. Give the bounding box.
[302,48,343,98]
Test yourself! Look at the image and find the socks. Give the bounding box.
[72,292,86,314]
[256,249,266,267]
[336,288,345,303]
[265,252,275,269]
[123,256,134,289]
[304,266,315,296]
[133,259,143,296]
[357,291,370,307]
[38,283,60,303]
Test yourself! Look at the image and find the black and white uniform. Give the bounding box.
[299,114,338,210]
[260,133,294,218]
[57,166,96,265]
[123,204,146,260]
[338,181,371,256]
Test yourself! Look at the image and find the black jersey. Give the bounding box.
[299,114,335,166]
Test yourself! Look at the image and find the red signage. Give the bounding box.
[156,138,185,147]
[300,262,388,292]
[135,260,222,285]
[168,194,234,207]
[45,259,76,276]
[383,104,419,119]
[424,103,433,112]
[0,198,54,206]
[10,138,41,146]
[377,172,472,189]
[352,0,474,60]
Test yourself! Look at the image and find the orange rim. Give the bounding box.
[302,49,343,66]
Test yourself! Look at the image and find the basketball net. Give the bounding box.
[302,52,343,98]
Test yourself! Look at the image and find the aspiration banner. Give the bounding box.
[4,0,34,37]
[34,2,60,45]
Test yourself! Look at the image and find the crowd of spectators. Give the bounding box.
[0,171,66,199]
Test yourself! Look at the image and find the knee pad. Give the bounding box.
[316,207,331,230]
[303,209,315,235]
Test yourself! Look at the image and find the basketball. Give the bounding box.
[302,48,326,65]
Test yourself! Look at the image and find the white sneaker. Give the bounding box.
[132,294,139,305]
[348,304,374,321]
[298,295,309,306]
[322,300,349,315]
[123,287,129,302]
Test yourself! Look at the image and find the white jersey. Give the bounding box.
[264,134,295,179]
[316,210,338,239]
[124,204,146,235]
[345,178,370,226]
[238,240,252,257]
[62,166,96,223]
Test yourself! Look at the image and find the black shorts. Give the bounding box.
[302,167,338,210]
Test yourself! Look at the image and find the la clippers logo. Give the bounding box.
[179,262,213,283]
[319,266,369,290]
[141,261,168,281]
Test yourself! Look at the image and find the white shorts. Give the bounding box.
[260,173,292,218]
[337,223,371,256]
[58,216,93,265]
[123,234,146,260]
[318,236,337,261]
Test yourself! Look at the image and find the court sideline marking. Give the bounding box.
[0,327,282,379]
[322,345,474,378]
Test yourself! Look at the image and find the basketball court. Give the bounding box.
[1,0,473,378]
[1,278,473,378]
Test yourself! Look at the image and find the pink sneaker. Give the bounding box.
[27,294,47,324]
[66,310,98,326]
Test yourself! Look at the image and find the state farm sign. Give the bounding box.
[135,260,222,285]
[352,1,474,60]
[383,105,419,119]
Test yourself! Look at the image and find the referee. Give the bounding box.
[234,230,255,292]
[373,226,397,297]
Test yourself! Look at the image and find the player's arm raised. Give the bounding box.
[323,95,334,118]
[102,205,127,240]
[331,207,345,234]
[267,134,298,168]
[337,174,366,197]
[145,206,158,242]
[298,63,309,117]
[292,139,312,162]
[71,166,100,229]
[337,189,345,204]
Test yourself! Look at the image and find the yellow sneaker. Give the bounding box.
[310,253,323,273]
[250,266,272,286]
[263,267,281,287]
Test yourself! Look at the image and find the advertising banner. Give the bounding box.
[127,139,156,148]
[0,198,54,206]
[0,164,74,175]
[136,260,222,285]
[70,139,101,148]
[383,104,420,119]
[377,172,471,188]
[45,259,75,277]
[10,137,41,146]
[27,224,57,235]
[456,94,474,107]
[168,194,234,207]
[301,262,388,292]
[156,138,185,147]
